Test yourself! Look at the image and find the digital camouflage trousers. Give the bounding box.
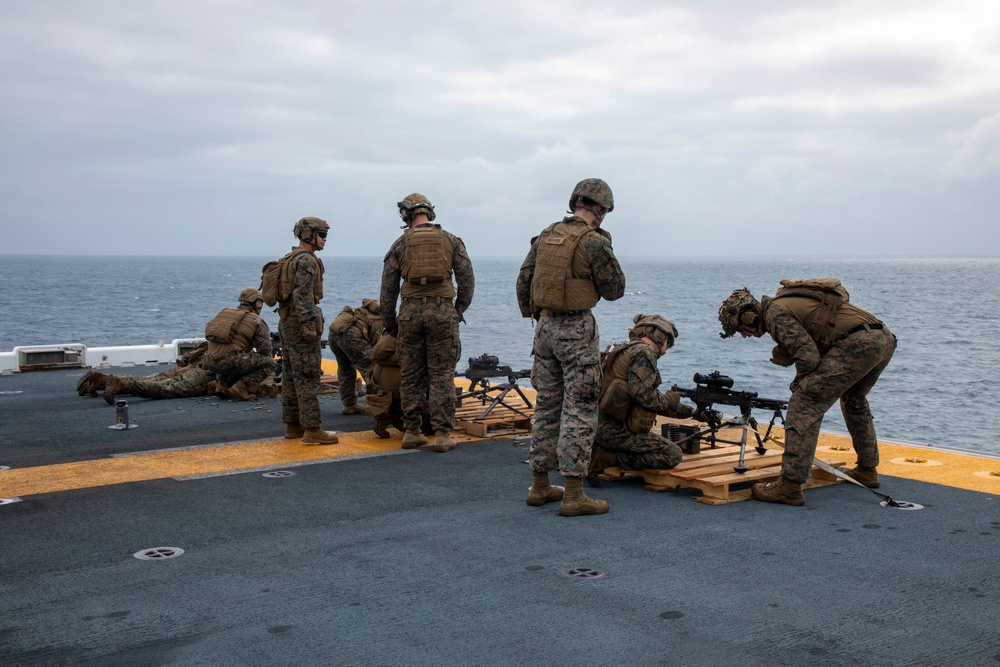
[330,327,373,408]
[204,352,275,387]
[120,366,214,400]
[397,300,461,433]
[782,327,896,483]
[528,311,601,478]
[594,418,683,470]
[279,317,324,429]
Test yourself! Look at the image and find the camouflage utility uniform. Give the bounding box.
[280,249,326,430]
[328,300,382,409]
[594,342,689,471]
[516,216,626,478]
[203,305,275,389]
[106,365,214,400]
[381,226,475,434]
[762,295,896,484]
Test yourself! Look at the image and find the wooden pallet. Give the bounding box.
[454,394,534,438]
[597,445,845,505]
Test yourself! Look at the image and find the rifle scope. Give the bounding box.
[693,372,734,389]
[468,354,500,368]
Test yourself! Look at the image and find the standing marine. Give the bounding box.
[380,193,475,453]
[719,279,896,506]
[203,288,275,401]
[278,216,339,445]
[516,178,626,516]
[589,313,693,484]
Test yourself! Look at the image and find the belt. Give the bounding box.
[846,322,884,336]
[402,296,453,305]
[541,308,591,317]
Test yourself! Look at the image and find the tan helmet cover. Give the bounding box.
[397,193,436,222]
[718,288,758,338]
[568,178,614,213]
[239,288,264,306]
[629,312,678,349]
[293,216,330,240]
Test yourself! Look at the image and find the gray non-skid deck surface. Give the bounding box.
[0,367,372,467]
[2,369,999,666]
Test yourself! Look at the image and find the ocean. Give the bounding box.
[2,255,998,456]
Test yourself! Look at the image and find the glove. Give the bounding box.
[303,328,319,343]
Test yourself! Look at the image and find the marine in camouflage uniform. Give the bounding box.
[719,281,896,505]
[203,288,275,400]
[278,217,339,444]
[381,193,475,453]
[328,299,382,414]
[590,314,692,483]
[516,178,626,516]
[102,365,215,402]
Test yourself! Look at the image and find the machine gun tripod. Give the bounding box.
[670,371,788,474]
[456,354,533,421]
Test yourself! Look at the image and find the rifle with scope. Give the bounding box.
[456,354,533,420]
[669,371,788,474]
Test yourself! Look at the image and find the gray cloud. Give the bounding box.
[1,0,998,257]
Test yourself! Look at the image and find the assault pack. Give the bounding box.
[259,248,321,307]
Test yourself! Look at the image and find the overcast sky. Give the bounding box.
[2,0,999,257]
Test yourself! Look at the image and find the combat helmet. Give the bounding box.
[568,178,614,213]
[718,288,759,338]
[397,193,436,224]
[629,312,678,350]
[239,288,264,306]
[293,216,330,243]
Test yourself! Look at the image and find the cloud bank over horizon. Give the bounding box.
[2,0,999,257]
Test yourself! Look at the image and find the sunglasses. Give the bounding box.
[316,231,328,239]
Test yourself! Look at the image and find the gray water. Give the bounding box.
[2,255,997,455]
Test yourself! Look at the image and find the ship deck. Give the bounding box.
[2,363,999,667]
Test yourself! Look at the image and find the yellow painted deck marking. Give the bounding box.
[0,431,426,498]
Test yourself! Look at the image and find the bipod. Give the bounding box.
[668,414,770,473]
[458,378,534,421]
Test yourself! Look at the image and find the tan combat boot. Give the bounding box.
[342,404,364,415]
[751,476,805,506]
[586,446,620,487]
[401,430,428,449]
[842,465,880,489]
[558,477,609,516]
[433,431,456,453]
[284,423,305,439]
[302,427,339,445]
[225,380,252,402]
[526,471,564,506]
[103,375,125,405]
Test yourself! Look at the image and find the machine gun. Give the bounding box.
[670,371,788,474]
[456,354,533,420]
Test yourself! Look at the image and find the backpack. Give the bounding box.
[259,249,309,307]
[259,259,284,307]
